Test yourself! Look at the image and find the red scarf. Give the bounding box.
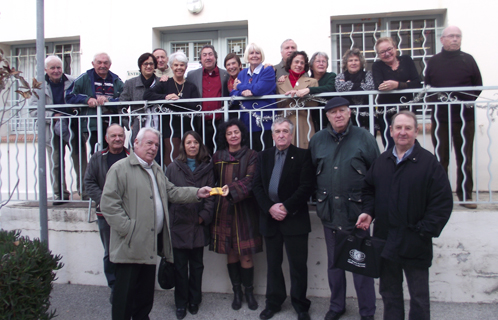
[289,69,305,87]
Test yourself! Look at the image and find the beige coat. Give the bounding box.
[101,152,199,264]
[277,76,319,149]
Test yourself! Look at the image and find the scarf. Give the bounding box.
[344,70,366,91]
[288,69,305,87]
[140,74,155,89]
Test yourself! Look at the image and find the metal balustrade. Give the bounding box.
[1,86,497,205]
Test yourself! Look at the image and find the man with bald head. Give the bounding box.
[66,52,124,153]
[425,26,482,209]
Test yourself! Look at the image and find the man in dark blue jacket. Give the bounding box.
[357,111,453,320]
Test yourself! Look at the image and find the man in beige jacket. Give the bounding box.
[101,127,211,319]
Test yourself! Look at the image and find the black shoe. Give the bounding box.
[244,286,258,310]
[361,316,374,320]
[298,311,311,320]
[232,284,243,310]
[176,307,187,320]
[188,303,199,315]
[260,308,280,320]
[227,262,243,310]
[324,309,345,320]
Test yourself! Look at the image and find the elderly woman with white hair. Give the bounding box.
[230,43,276,152]
[144,51,200,166]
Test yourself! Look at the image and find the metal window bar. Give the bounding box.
[1,86,497,206]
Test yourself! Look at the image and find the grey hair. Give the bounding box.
[45,55,62,69]
[93,52,112,64]
[391,110,418,129]
[280,39,296,52]
[135,127,161,145]
[168,51,189,67]
[309,52,329,75]
[271,117,294,134]
[341,48,366,72]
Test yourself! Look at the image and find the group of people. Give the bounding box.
[31,24,481,320]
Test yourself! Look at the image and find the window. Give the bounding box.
[6,41,81,132]
[161,27,248,68]
[331,15,442,79]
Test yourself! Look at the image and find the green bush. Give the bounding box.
[0,229,63,319]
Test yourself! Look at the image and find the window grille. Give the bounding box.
[331,16,440,78]
[6,42,81,132]
[227,38,247,65]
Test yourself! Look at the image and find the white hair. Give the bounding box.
[45,55,62,68]
[168,51,189,67]
[135,127,161,145]
[93,52,112,64]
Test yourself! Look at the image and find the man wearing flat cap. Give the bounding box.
[309,97,380,320]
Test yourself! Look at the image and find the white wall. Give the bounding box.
[1,203,497,303]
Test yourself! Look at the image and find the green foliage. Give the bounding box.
[0,229,63,319]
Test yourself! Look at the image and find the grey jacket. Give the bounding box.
[309,122,380,230]
[186,66,230,98]
[101,152,199,264]
[119,75,159,112]
[84,147,130,209]
[29,74,75,145]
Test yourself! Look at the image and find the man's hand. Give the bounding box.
[356,213,373,230]
[160,75,169,82]
[96,95,109,105]
[198,216,204,225]
[197,186,212,199]
[87,97,98,108]
[277,75,287,83]
[269,203,288,221]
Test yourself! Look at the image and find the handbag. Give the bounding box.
[334,228,385,278]
[157,257,175,289]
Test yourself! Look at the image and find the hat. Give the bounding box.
[324,97,350,112]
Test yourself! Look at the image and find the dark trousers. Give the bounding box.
[323,227,376,317]
[251,130,273,152]
[431,119,475,200]
[173,247,204,308]
[379,259,430,320]
[97,216,116,289]
[264,231,310,313]
[112,263,156,320]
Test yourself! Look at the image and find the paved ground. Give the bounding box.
[50,283,498,320]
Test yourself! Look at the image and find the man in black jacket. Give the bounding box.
[425,25,482,208]
[357,111,453,320]
[84,124,129,302]
[253,117,314,320]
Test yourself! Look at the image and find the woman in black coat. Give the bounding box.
[372,37,421,150]
[165,131,214,319]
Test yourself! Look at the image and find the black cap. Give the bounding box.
[324,97,350,112]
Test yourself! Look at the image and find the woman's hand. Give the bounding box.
[165,93,179,100]
[378,80,399,91]
[241,90,253,97]
[285,90,298,97]
[296,88,310,97]
[160,75,169,82]
[233,79,241,90]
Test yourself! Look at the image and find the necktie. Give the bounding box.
[269,151,284,202]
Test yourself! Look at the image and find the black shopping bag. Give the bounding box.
[334,228,385,278]
[157,257,175,289]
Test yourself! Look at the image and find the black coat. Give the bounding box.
[252,144,314,237]
[362,141,453,268]
[165,158,215,249]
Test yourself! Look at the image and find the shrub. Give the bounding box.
[0,229,63,319]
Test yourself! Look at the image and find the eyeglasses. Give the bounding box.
[142,62,155,67]
[378,47,394,56]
